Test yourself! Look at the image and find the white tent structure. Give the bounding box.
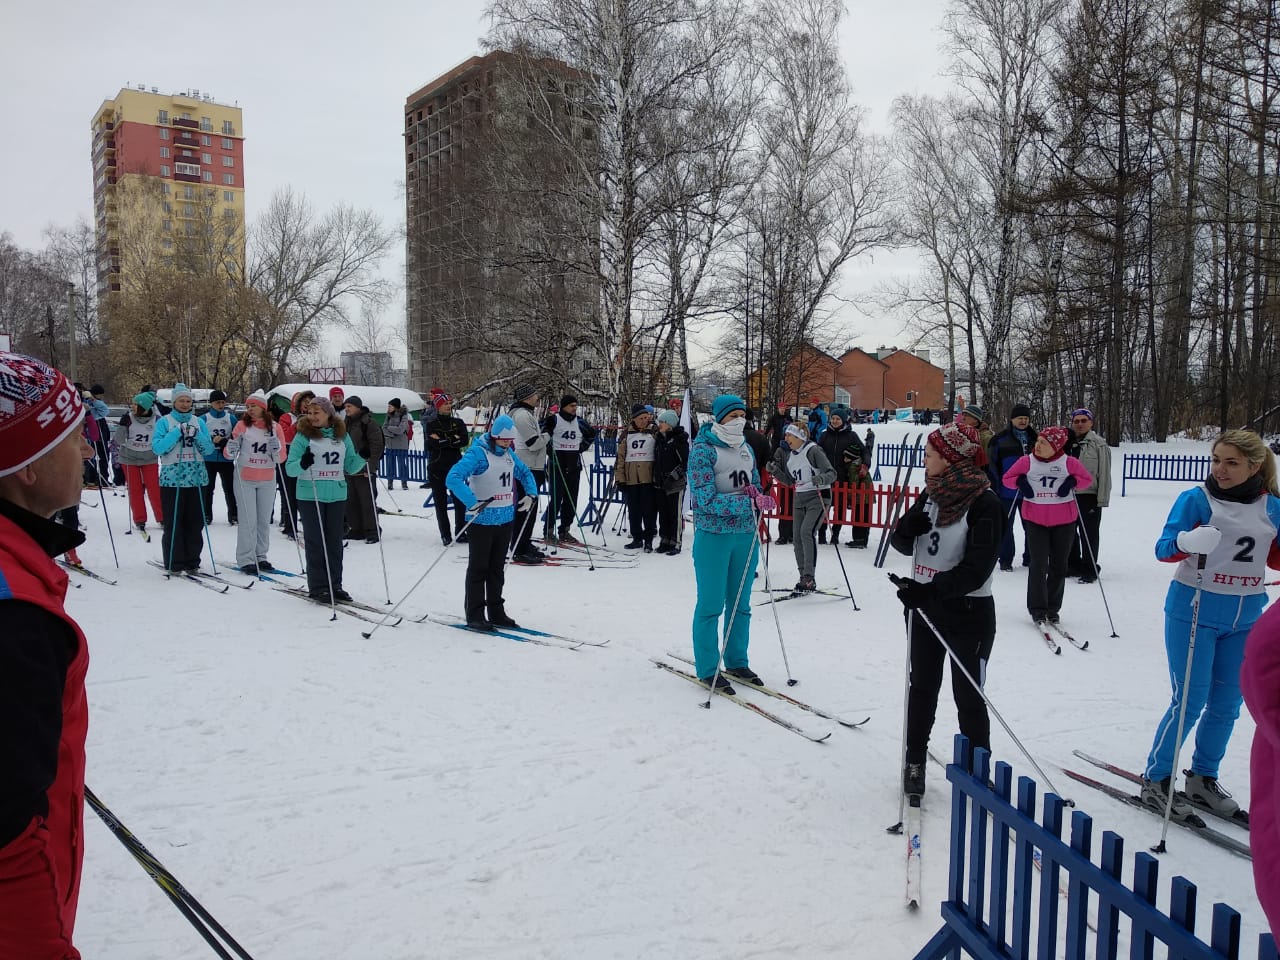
[264,384,427,420]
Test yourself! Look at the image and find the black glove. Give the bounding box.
[892,576,932,610]
[1016,475,1035,499]
[299,448,315,470]
[897,510,933,539]
[1057,476,1077,498]
[359,446,371,459]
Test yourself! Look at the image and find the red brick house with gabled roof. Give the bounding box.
[836,348,889,410]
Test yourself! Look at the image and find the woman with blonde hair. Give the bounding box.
[1141,429,1280,824]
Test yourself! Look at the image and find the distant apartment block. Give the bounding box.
[91,86,245,297]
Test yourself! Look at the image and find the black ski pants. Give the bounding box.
[1024,520,1075,620]
[301,498,346,597]
[202,460,238,523]
[161,485,206,571]
[905,595,995,765]
[545,455,581,537]
[429,470,466,543]
[277,469,299,537]
[657,488,681,546]
[1068,494,1102,577]
[513,468,544,553]
[346,470,379,541]
[465,521,512,622]
[623,483,657,545]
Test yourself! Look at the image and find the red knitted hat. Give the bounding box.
[1038,425,1069,459]
[434,392,453,408]
[0,352,85,478]
[328,386,345,403]
[927,422,986,467]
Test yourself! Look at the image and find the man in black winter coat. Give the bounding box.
[818,405,869,546]
[426,394,470,545]
[541,395,597,544]
[343,397,385,542]
[985,403,1037,570]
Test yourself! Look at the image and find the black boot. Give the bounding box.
[904,762,926,797]
[489,610,520,628]
[699,674,736,694]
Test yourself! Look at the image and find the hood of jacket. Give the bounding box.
[298,418,347,441]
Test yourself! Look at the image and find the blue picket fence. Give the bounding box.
[1122,454,1212,497]
[874,441,926,480]
[916,736,1273,960]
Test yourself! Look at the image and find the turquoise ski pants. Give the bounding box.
[691,527,759,678]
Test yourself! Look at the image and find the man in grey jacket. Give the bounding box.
[1066,407,1111,582]
[509,383,548,564]
[382,399,412,491]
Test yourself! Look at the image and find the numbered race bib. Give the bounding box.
[911,500,993,597]
[626,432,655,463]
[126,419,155,452]
[160,416,200,465]
[468,448,515,507]
[553,421,581,452]
[205,416,232,442]
[1173,493,1275,596]
[788,445,815,492]
[243,427,273,469]
[308,437,346,481]
[713,443,755,494]
[1025,457,1071,502]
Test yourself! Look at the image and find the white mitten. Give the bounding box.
[1176,526,1221,555]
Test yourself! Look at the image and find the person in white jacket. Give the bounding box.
[508,383,548,564]
[1066,408,1112,582]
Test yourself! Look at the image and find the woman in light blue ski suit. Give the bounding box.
[1142,429,1280,822]
[689,394,766,690]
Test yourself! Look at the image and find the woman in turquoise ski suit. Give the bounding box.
[689,394,768,690]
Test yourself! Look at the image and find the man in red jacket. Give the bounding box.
[0,351,94,959]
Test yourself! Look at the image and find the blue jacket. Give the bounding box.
[445,434,537,527]
[151,411,215,487]
[807,408,828,443]
[201,408,236,462]
[88,397,110,421]
[688,423,759,535]
[1156,485,1280,630]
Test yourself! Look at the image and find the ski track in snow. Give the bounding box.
[71,426,1268,958]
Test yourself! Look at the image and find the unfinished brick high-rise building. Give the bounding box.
[403,51,600,399]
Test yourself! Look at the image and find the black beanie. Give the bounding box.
[209,389,227,403]
[389,397,402,409]
[560,394,578,408]
[631,403,649,419]
[345,395,363,409]
[513,383,538,402]
[1010,403,1032,420]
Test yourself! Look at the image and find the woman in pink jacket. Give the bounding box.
[1242,599,1280,939]
[1002,425,1092,627]
[224,396,287,575]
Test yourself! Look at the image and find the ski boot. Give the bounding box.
[903,763,926,797]
[1183,771,1247,824]
[1139,777,1203,825]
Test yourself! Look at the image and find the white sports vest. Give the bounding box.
[1173,492,1275,595]
[159,416,200,465]
[1025,457,1074,504]
[468,448,515,507]
[787,444,818,493]
[626,432,655,463]
[911,499,993,598]
[237,426,275,470]
[125,417,156,453]
[553,418,581,452]
[204,412,233,444]
[307,437,346,481]
[713,442,755,495]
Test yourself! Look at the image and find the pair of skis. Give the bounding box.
[655,652,870,743]
[411,612,607,650]
[274,586,404,626]
[873,435,924,568]
[1034,619,1088,655]
[148,560,255,594]
[1062,750,1250,859]
[753,586,852,606]
[58,559,118,586]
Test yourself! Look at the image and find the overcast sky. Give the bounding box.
[0,0,953,366]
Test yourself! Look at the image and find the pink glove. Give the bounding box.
[744,484,777,513]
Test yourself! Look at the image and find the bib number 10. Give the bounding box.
[729,469,750,488]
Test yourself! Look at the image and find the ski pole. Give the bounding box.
[360,497,495,640]
[311,500,338,621]
[85,786,257,960]
[167,485,181,575]
[96,476,120,569]
[198,476,220,576]
[755,509,798,685]
[365,469,392,604]
[1152,554,1206,854]
[703,501,763,707]
[887,574,1073,804]
[507,487,539,564]
[1077,514,1118,637]
[274,461,306,576]
[379,476,403,513]
[827,491,861,611]
[887,610,914,834]
[553,453,596,570]
[580,452,610,547]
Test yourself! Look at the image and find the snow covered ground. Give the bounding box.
[69,422,1268,958]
